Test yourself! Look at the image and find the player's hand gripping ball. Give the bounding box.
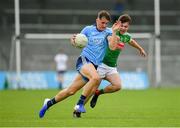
[74,34,88,48]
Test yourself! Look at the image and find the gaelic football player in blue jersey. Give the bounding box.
[39,10,116,118]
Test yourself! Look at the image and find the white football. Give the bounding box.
[74,34,88,48]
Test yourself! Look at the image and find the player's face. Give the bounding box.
[96,17,109,31]
[119,22,129,34]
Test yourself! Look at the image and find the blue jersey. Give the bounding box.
[80,25,112,66]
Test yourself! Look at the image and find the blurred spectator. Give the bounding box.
[54,49,68,89]
[113,0,125,22]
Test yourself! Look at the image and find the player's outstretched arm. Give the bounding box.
[129,39,147,57]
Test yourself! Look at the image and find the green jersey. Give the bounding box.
[102,32,132,67]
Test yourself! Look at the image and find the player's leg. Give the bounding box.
[73,78,102,118]
[55,74,87,102]
[73,62,101,118]
[90,72,122,108]
[103,73,122,93]
[74,63,100,112]
[39,74,86,118]
[83,79,102,105]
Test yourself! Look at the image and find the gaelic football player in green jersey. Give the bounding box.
[90,14,147,108]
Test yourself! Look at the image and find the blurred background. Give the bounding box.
[0,0,180,90]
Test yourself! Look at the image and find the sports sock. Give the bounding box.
[47,98,57,109]
[77,95,86,105]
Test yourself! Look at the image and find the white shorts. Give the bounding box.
[97,63,118,78]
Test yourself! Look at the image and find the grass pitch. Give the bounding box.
[0,88,180,127]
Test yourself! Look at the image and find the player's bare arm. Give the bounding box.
[129,39,147,57]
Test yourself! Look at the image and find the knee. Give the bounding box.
[90,75,101,85]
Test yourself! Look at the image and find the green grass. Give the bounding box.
[0,88,180,127]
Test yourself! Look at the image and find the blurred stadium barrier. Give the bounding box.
[0,71,149,90]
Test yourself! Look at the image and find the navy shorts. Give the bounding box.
[76,56,97,82]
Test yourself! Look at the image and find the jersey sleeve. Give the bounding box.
[80,26,90,37]
[125,32,132,44]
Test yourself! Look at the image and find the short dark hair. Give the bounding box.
[118,14,132,24]
[97,10,111,21]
